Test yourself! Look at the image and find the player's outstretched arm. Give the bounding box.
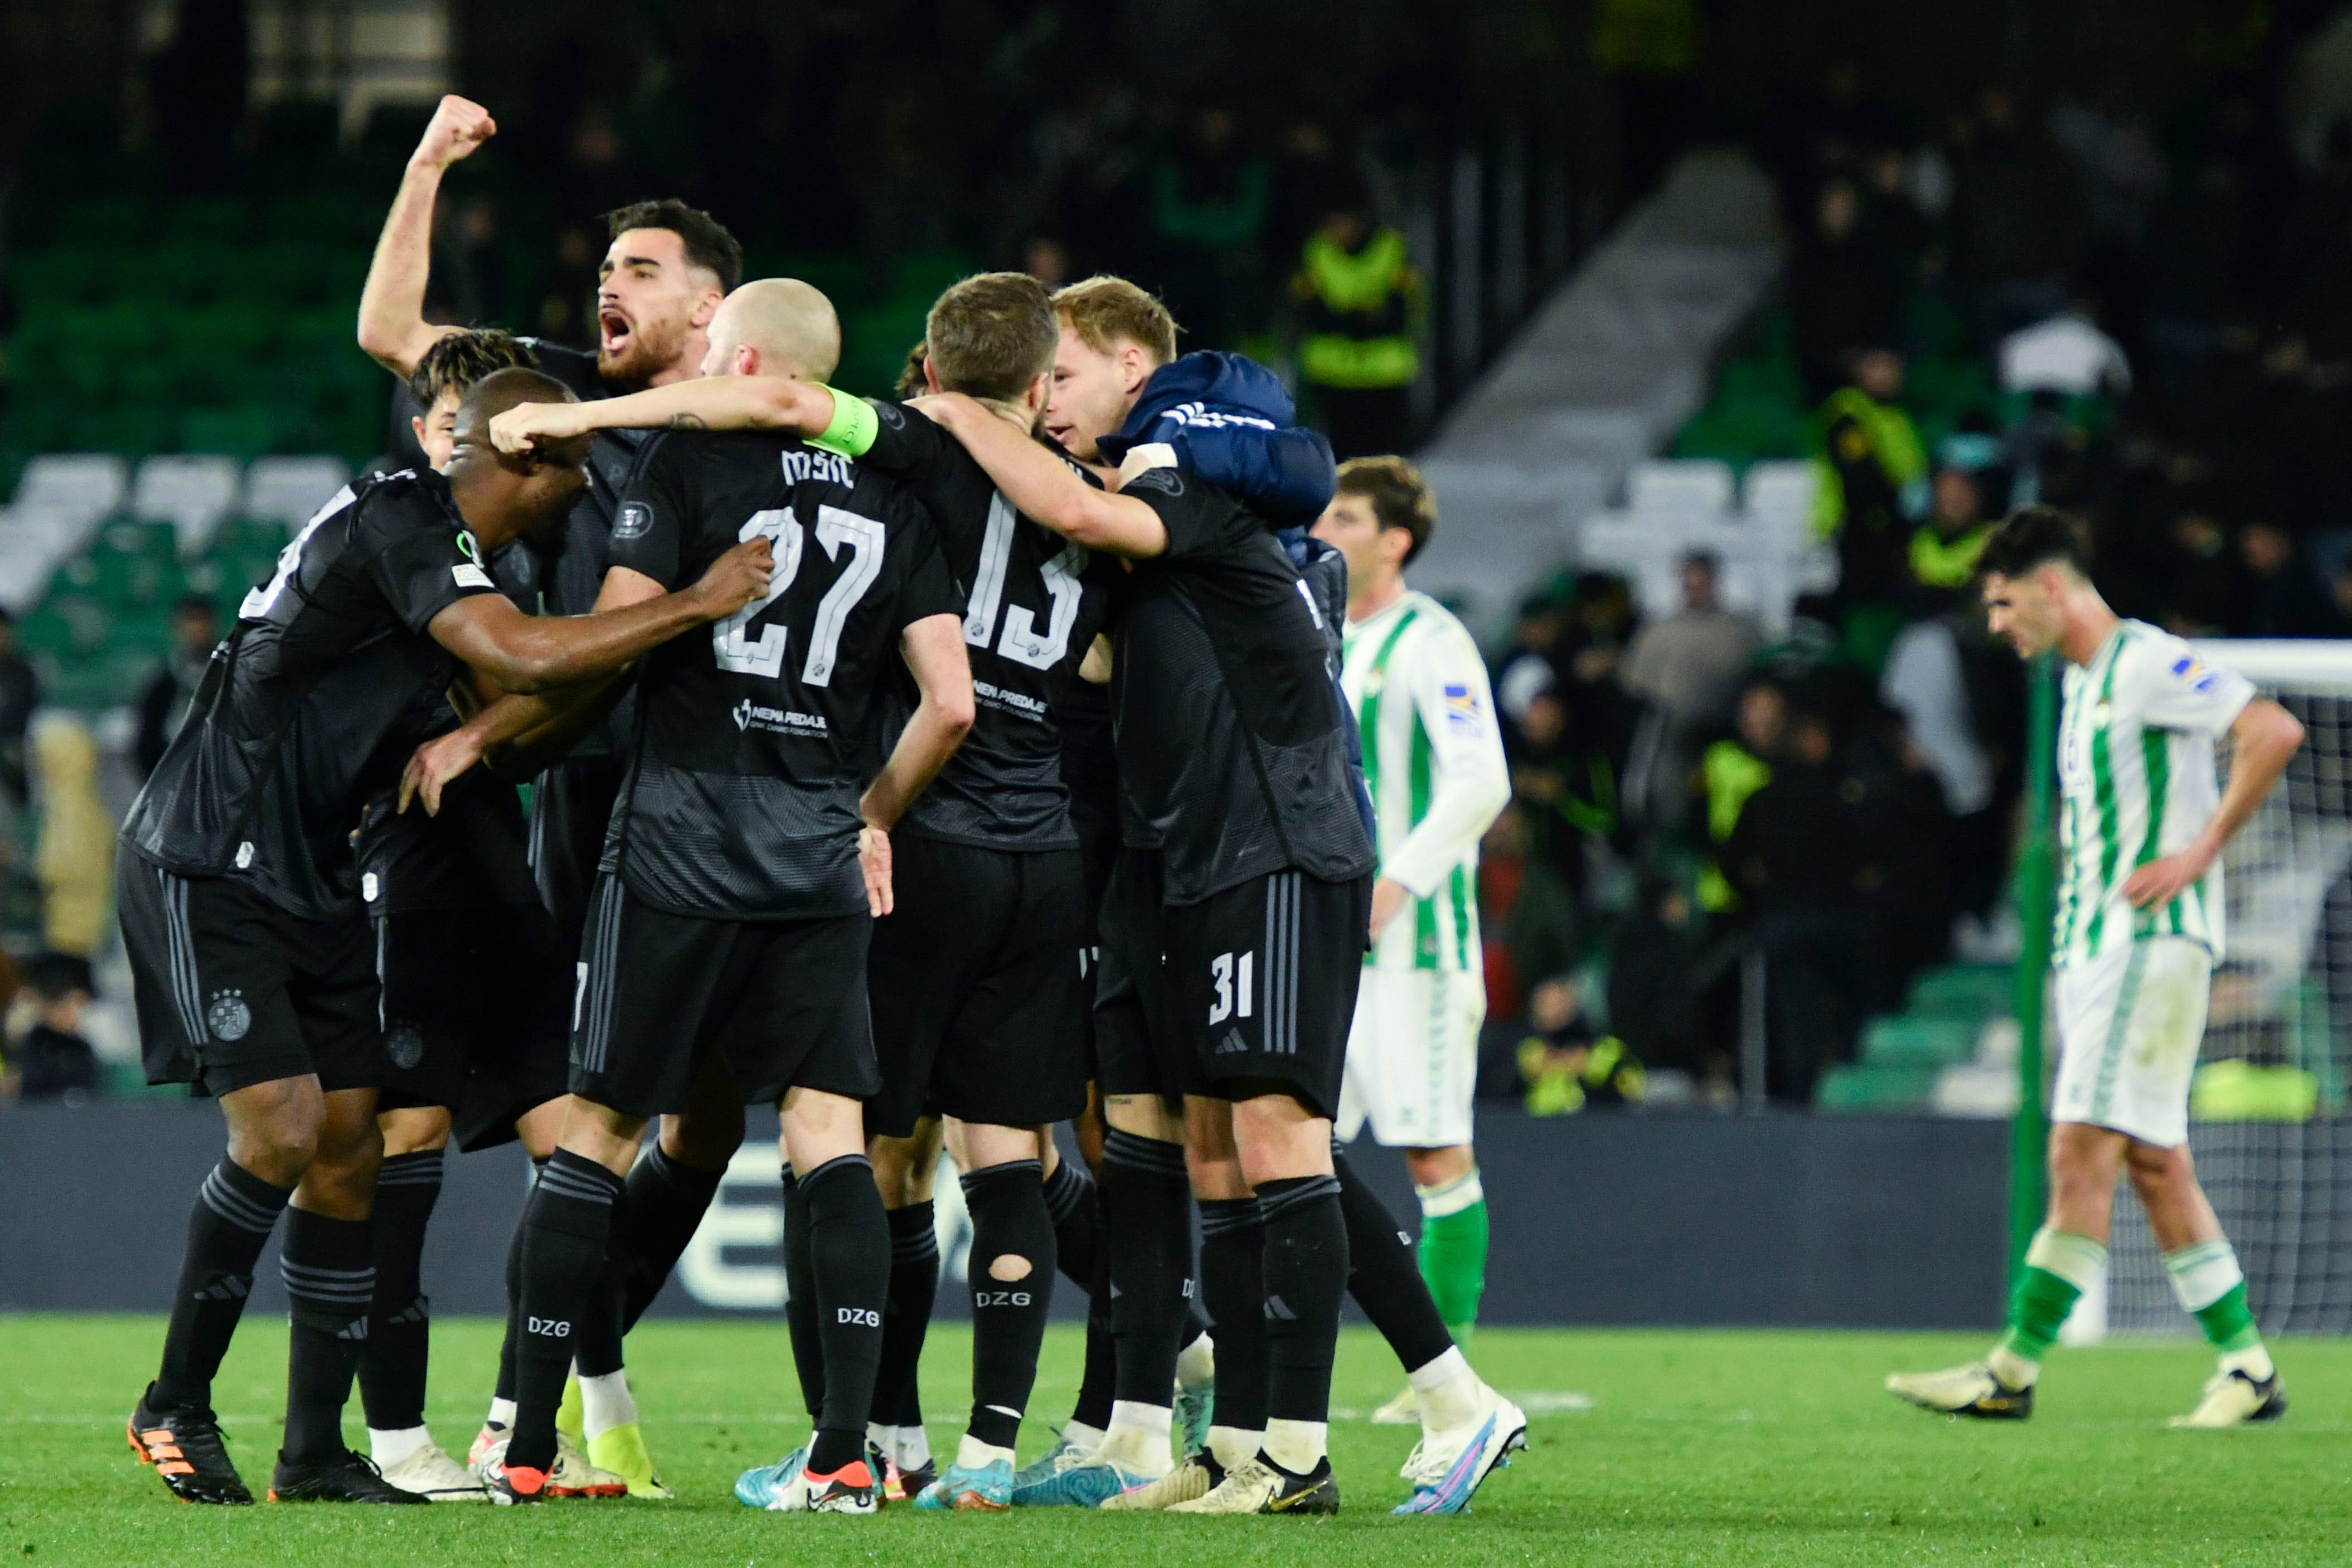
[428,538,769,694]
[357,95,496,377]
[913,392,1170,558]
[856,613,976,915]
[488,377,837,454]
[2124,696,2305,909]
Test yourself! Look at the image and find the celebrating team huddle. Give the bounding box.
[113,95,1525,1520]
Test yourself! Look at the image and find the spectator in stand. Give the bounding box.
[1555,571,1642,770]
[1509,679,1619,901]
[1723,705,1881,1103]
[1694,676,1784,916]
[136,595,220,780]
[1908,433,2004,609]
[1608,871,1720,1098]
[0,609,38,807]
[1812,346,1926,653]
[1493,591,1568,746]
[2,951,99,1103]
[1151,103,1272,350]
[1619,550,1760,827]
[1515,974,1645,1116]
[33,720,111,960]
[1476,803,1582,1035]
[1292,182,1424,459]
[1790,176,1898,401]
[2240,522,2348,637]
[1881,612,2001,919]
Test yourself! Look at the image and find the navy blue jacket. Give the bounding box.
[1098,352,1337,528]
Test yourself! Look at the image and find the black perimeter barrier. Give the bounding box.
[0,1103,2005,1328]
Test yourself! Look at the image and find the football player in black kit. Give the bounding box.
[918,276,1378,1515]
[457,281,974,1512]
[492,272,1115,1509]
[117,367,773,1507]
[357,96,753,1487]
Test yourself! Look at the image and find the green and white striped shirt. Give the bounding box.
[2053,621,2255,968]
[1339,591,1511,972]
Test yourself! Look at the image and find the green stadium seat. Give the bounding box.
[1903,964,2014,1020]
[50,195,147,247]
[162,198,249,245]
[1814,1063,1939,1111]
[1858,1016,1980,1069]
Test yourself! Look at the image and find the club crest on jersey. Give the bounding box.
[614,502,654,540]
[207,990,251,1043]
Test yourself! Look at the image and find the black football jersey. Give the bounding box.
[602,429,961,919]
[119,469,502,918]
[1110,465,1374,903]
[350,543,542,916]
[858,400,1114,849]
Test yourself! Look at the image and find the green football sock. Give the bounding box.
[2165,1241,2264,1353]
[1416,1168,1488,1338]
[1996,1228,2106,1366]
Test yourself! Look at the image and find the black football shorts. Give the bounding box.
[118,856,381,1098]
[864,837,1088,1139]
[1100,856,1370,1120]
[530,754,627,958]
[1092,847,1201,1110]
[372,902,573,1152]
[569,874,880,1118]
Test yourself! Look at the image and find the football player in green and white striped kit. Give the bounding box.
[1888,507,2305,1428]
[1312,458,1511,1421]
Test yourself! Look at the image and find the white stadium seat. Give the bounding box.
[240,456,353,531]
[1740,460,1817,527]
[131,455,242,556]
[13,454,127,524]
[1627,459,1735,517]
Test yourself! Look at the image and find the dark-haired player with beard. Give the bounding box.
[118,368,771,1508]
[357,99,751,1492]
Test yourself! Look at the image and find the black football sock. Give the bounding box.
[962,1159,1056,1451]
[154,1159,292,1412]
[1102,1129,1193,1407]
[279,1208,376,1464]
[1332,1145,1455,1374]
[618,1143,725,1332]
[877,1200,938,1431]
[1197,1197,1269,1439]
[510,1151,622,1473]
[492,1161,544,1408]
[782,1169,825,1423]
[358,1149,443,1434]
[802,1154,889,1475]
[573,1188,628,1380]
[1044,1157,1097,1287]
[1070,1182,1117,1432]
[1258,1174,1347,1426]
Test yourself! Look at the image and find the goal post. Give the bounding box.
[2014,639,2352,1336]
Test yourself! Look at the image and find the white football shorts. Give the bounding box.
[2052,935,2212,1149]
[1337,966,1485,1149]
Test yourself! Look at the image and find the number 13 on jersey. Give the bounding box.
[712,503,885,686]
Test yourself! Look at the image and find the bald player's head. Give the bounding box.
[700,279,841,383]
[448,367,590,547]
[456,367,580,450]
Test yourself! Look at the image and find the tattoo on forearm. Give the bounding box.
[667,412,708,431]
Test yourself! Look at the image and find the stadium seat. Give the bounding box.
[1858,1016,1981,1070]
[13,454,128,522]
[1813,1064,1939,1112]
[130,455,241,556]
[240,457,352,529]
[1740,461,1817,529]
[1627,459,1735,517]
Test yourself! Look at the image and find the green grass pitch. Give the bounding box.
[3,1315,2349,1565]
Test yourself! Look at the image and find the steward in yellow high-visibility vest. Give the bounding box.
[1293,206,1425,459]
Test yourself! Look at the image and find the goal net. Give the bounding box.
[2098,640,2352,1335]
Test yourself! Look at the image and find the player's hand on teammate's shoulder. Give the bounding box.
[489,401,586,456]
[857,826,893,918]
[413,95,495,171]
[687,538,775,619]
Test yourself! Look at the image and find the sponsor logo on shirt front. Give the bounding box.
[731,698,826,736]
[973,679,1048,720]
